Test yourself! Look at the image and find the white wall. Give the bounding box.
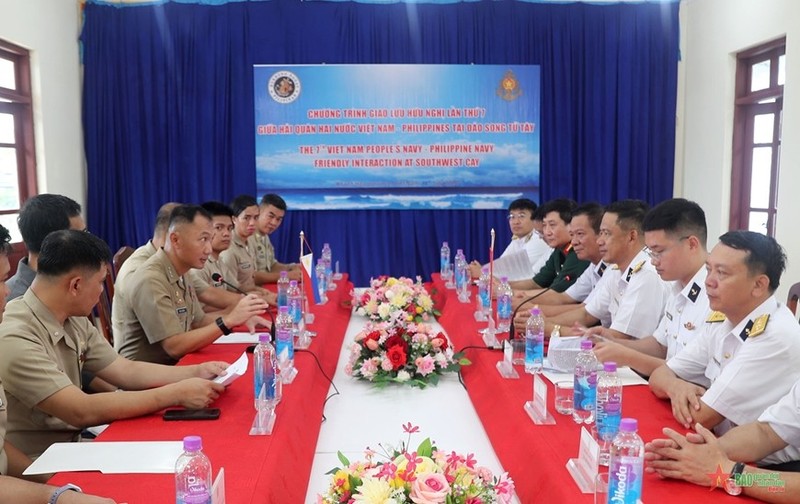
[0,0,85,212]
[678,0,800,301]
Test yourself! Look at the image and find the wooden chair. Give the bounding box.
[92,246,134,344]
[788,282,800,316]
[113,246,134,278]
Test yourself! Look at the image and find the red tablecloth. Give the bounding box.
[50,276,353,503]
[431,273,761,503]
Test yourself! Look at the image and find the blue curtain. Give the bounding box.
[81,0,679,286]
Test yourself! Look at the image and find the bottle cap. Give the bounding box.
[183,435,202,451]
[604,361,617,372]
[258,333,270,343]
[482,266,489,273]
[501,276,508,282]
[279,271,287,278]
[442,241,448,247]
[289,280,298,287]
[619,418,637,432]
[530,306,541,316]
[457,248,463,254]
[278,306,289,314]
[580,339,593,350]
[324,242,330,247]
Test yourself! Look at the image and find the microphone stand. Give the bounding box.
[211,273,276,342]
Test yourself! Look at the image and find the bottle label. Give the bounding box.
[254,362,276,401]
[574,370,597,412]
[455,268,466,289]
[276,330,294,360]
[479,288,490,309]
[608,455,643,504]
[525,331,543,366]
[289,299,302,324]
[497,295,512,319]
[597,393,622,439]
[277,292,287,307]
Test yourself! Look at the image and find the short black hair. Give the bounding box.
[37,230,111,277]
[508,198,537,217]
[718,230,786,293]
[643,198,708,248]
[0,224,12,255]
[539,198,577,224]
[230,195,258,217]
[17,194,82,253]
[201,201,235,218]
[168,205,212,230]
[260,193,287,211]
[572,202,604,234]
[154,202,180,234]
[604,199,650,233]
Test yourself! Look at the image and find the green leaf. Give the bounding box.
[337,451,350,467]
[459,357,472,366]
[325,467,340,475]
[416,437,433,457]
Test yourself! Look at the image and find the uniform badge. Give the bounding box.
[684,322,696,331]
[706,311,726,323]
[625,261,644,282]
[739,319,754,342]
[748,314,769,338]
[598,262,608,277]
[688,283,701,303]
[176,307,188,315]
[496,70,522,101]
[665,311,673,321]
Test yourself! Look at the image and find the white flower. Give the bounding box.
[377,304,392,320]
[396,370,411,382]
[352,477,394,503]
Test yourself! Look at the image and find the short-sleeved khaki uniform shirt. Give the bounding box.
[114,249,204,365]
[189,254,240,295]
[250,231,277,272]
[112,241,158,336]
[0,381,8,474]
[0,290,118,458]
[219,233,257,292]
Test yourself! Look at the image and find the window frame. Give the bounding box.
[729,37,785,237]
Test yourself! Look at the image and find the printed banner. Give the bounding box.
[254,64,540,210]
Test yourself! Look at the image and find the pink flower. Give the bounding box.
[415,355,435,376]
[381,356,394,371]
[475,466,494,482]
[366,339,379,351]
[402,422,420,434]
[495,473,515,504]
[359,359,378,379]
[409,473,450,504]
[344,363,353,376]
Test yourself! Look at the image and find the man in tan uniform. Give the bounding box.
[190,201,241,295]
[0,229,229,461]
[220,195,261,292]
[114,205,269,364]
[251,193,301,284]
[0,225,113,504]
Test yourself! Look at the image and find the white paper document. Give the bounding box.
[490,250,533,281]
[541,363,648,387]
[214,332,260,344]
[23,441,184,475]
[213,351,248,386]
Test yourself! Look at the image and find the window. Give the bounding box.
[729,38,785,237]
[0,38,37,243]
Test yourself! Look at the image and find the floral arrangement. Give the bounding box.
[355,276,440,324]
[345,322,469,388]
[318,423,515,504]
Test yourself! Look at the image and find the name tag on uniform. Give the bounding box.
[176,307,188,315]
[241,263,252,270]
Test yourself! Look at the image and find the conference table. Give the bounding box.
[50,273,762,503]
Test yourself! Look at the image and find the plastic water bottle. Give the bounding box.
[572,339,598,424]
[524,306,544,374]
[497,276,512,332]
[440,241,452,283]
[175,436,212,504]
[275,306,295,370]
[478,266,491,318]
[287,280,302,336]
[597,361,623,466]
[276,271,289,308]
[315,258,328,303]
[321,243,334,290]
[454,249,467,289]
[253,333,281,411]
[608,418,645,504]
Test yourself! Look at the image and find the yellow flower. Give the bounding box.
[415,306,423,314]
[333,469,351,491]
[387,278,398,287]
[406,315,414,321]
[352,477,393,503]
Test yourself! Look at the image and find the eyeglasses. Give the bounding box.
[644,236,690,260]
[507,213,529,221]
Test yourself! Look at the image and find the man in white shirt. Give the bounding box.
[469,198,551,281]
[591,198,711,376]
[543,200,669,339]
[649,231,800,444]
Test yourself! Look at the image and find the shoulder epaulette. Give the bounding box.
[706,311,726,323]
[748,314,769,338]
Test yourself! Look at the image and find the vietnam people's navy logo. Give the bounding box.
[268,71,301,104]
[496,69,522,101]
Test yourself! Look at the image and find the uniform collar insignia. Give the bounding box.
[739,319,755,342]
[625,261,645,282]
[598,262,608,277]
[706,311,726,323]
[688,282,701,303]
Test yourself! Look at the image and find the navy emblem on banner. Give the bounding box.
[497,70,522,101]
[268,71,301,104]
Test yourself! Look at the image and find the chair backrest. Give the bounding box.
[788,282,800,316]
[113,246,135,277]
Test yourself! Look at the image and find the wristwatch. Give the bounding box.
[215,316,232,335]
[49,484,82,503]
[724,461,746,496]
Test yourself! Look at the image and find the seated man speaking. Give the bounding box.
[0,230,229,460]
[115,205,269,364]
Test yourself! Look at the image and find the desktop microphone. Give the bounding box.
[508,288,551,341]
[211,273,276,341]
